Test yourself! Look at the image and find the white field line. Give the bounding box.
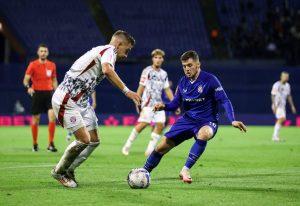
[0,164,54,170]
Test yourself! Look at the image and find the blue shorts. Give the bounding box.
[165,116,218,146]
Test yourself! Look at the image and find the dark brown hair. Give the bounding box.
[38,43,48,49]
[180,50,199,62]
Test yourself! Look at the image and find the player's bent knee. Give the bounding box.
[90,137,100,143]
[32,115,40,124]
[89,131,99,142]
[48,112,56,122]
[74,127,91,144]
[135,122,148,133]
[154,123,164,133]
[49,117,56,122]
[197,126,214,141]
[79,137,90,145]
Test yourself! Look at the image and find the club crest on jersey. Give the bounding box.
[198,85,203,93]
[70,116,76,123]
[46,69,52,77]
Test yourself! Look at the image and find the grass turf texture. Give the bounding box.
[0,126,299,206]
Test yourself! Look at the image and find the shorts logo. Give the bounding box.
[209,122,216,128]
[198,85,203,93]
[46,69,52,77]
[70,116,76,123]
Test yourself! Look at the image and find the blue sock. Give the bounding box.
[143,151,164,172]
[184,139,207,169]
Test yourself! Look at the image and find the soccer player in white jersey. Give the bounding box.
[122,49,175,156]
[271,71,297,141]
[65,91,97,142]
[50,30,141,188]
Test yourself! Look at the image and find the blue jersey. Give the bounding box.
[165,70,235,123]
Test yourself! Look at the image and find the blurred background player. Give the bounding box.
[51,30,141,188]
[143,51,247,183]
[23,44,58,152]
[65,91,97,142]
[271,71,297,142]
[122,49,174,156]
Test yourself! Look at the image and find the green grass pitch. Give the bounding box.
[0,126,299,206]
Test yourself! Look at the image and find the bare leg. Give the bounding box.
[145,122,165,156]
[50,126,90,188]
[68,129,100,173]
[31,114,40,149]
[180,125,214,183]
[273,118,285,141]
[54,127,90,174]
[143,137,176,172]
[122,122,148,155]
[47,109,56,150]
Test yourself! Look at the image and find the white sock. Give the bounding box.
[55,140,88,174]
[145,132,161,154]
[124,128,139,148]
[68,141,100,172]
[273,123,281,138]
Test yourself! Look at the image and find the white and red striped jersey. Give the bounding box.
[58,45,117,107]
[271,81,291,108]
[139,66,169,108]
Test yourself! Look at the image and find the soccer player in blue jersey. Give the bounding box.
[142,50,247,184]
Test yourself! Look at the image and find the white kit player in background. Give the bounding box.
[122,49,177,156]
[271,71,297,142]
[51,30,141,188]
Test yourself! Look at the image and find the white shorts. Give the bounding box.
[275,107,286,119]
[138,106,166,123]
[52,89,98,133]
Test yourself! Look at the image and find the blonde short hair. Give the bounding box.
[151,49,165,57]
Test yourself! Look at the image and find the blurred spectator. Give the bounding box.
[14,100,25,114]
[223,2,300,65]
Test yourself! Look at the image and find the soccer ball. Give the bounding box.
[127,168,150,189]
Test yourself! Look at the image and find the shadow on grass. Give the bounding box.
[154,177,180,181]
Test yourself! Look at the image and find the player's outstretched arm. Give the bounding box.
[217,91,247,132]
[164,87,174,101]
[91,91,97,109]
[102,63,141,105]
[287,95,297,114]
[161,88,181,112]
[134,85,145,113]
[271,95,276,114]
[232,121,247,132]
[212,76,247,132]
[136,85,145,97]
[152,86,181,112]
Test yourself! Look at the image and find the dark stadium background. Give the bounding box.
[0,0,299,126]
